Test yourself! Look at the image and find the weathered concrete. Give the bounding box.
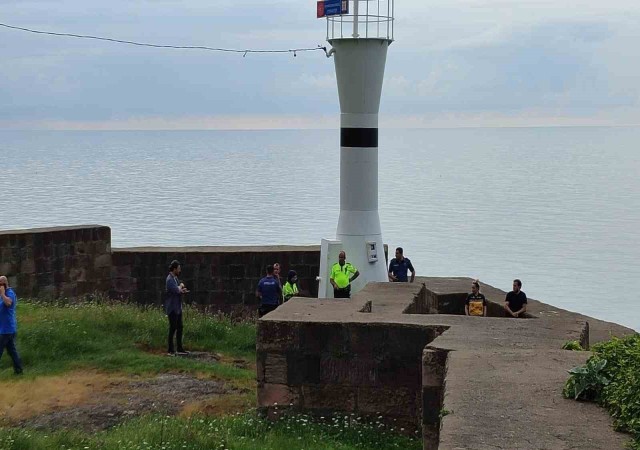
[257,277,636,449]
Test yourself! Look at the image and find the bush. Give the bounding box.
[564,334,640,448]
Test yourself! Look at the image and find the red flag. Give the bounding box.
[317,1,325,18]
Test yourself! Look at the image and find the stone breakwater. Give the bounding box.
[0,225,320,311]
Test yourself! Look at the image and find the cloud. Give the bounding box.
[1,0,640,128]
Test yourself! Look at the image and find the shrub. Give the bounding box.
[564,334,640,448]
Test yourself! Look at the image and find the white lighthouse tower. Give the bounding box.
[317,0,395,297]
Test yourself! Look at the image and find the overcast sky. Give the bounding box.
[1,0,639,129]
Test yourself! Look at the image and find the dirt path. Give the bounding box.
[0,352,253,433]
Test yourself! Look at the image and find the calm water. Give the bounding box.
[1,128,639,330]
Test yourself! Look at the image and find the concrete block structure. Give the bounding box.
[257,278,635,449]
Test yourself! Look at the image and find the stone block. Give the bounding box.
[257,321,302,351]
[263,352,288,384]
[422,386,443,425]
[422,349,448,387]
[94,254,112,269]
[257,383,300,408]
[301,385,356,411]
[319,354,378,385]
[300,323,350,355]
[0,262,16,275]
[287,353,321,385]
[19,259,36,274]
[358,386,418,417]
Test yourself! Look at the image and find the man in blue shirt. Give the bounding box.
[165,260,189,356]
[388,247,416,283]
[0,276,23,375]
[256,265,282,318]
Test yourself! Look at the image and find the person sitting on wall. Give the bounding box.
[505,279,527,318]
[330,251,360,299]
[388,247,416,282]
[165,260,189,356]
[0,276,23,375]
[256,265,283,318]
[465,279,487,317]
[283,270,301,302]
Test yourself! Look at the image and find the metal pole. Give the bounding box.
[353,0,359,38]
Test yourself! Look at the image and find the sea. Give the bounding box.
[1,127,639,331]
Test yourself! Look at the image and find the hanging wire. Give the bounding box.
[0,22,328,56]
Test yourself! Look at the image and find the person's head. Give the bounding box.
[266,264,274,276]
[395,247,404,260]
[288,270,298,284]
[471,279,480,295]
[513,279,522,293]
[338,251,346,266]
[273,263,281,277]
[0,276,8,289]
[169,260,181,276]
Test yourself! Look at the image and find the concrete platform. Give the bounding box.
[257,277,636,450]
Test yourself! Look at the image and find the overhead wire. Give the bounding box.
[0,22,328,57]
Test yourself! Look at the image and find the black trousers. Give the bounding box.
[167,312,184,353]
[333,285,351,298]
[0,333,22,374]
[258,304,278,318]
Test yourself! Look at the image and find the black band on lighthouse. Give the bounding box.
[340,128,378,148]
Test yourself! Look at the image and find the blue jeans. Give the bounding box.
[0,333,23,374]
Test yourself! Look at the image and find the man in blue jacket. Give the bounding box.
[256,265,282,318]
[165,261,189,356]
[0,275,23,374]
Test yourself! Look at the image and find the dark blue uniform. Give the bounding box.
[388,257,415,282]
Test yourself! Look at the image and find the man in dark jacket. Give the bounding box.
[166,260,189,355]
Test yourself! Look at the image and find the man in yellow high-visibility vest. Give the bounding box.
[329,251,360,299]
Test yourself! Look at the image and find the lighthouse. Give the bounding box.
[317,0,395,298]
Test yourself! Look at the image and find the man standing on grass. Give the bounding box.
[0,275,23,375]
[165,261,189,356]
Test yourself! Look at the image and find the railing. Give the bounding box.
[326,0,394,41]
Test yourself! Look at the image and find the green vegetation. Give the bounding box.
[0,300,256,381]
[0,412,421,450]
[0,300,421,450]
[564,334,640,449]
[561,340,584,351]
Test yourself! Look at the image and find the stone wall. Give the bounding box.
[111,246,320,311]
[0,225,112,298]
[257,319,445,434]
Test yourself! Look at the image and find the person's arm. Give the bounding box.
[0,286,12,307]
[350,269,360,283]
[166,277,182,295]
[255,280,263,300]
[504,294,516,317]
[388,271,397,282]
[513,303,527,317]
[408,261,416,283]
[465,304,469,315]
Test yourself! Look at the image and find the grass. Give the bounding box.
[0,300,256,382]
[0,412,421,450]
[0,300,422,450]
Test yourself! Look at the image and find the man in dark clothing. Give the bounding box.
[165,260,189,356]
[0,275,23,375]
[388,247,416,282]
[256,265,282,318]
[505,279,527,318]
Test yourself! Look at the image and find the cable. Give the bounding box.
[0,22,328,57]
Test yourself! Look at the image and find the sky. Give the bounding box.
[1,0,640,129]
